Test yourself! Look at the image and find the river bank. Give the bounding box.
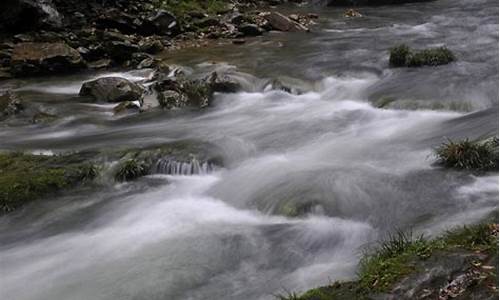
[0,0,317,79]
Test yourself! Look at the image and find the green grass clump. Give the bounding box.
[357,231,431,292]
[389,44,455,67]
[153,0,228,18]
[0,152,98,212]
[115,159,149,181]
[443,223,499,255]
[435,137,499,171]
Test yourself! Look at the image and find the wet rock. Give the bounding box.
[154,78,212,109]
[86,59,112,69]
[79,77,145,103]
[79,43,106,61]
[195,17,220,28]
[0,91,23,117]
[10,42,83,76]
[31,111,57,124]
[238,23,263,36]
[106,41,139,62]
[158,90,189,110]
[264,12,309,32]
[207,72,242,93]
[142,10,180,36]
[113,100,141,115]
[13,33,36,43]
[232,39,246,45]
[344,9,362,17]
[229,13,245,25]
[0,68,12,79]
[0,0,62,32]
[138,37,164,54]
[96,9,139,34]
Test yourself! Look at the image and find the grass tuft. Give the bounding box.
[115,159,149,182]
[435,137,498,171]
[357,230,431,292]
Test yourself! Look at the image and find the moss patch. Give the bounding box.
[0,152,98,212]
[389,44,455,67]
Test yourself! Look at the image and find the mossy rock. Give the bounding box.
[0,152,98,212]
[389,44,455,68]
[406,47,455,67]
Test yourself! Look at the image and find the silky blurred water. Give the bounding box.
[0,0,498,299]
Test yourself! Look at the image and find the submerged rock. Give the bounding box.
[0,91,23,117]
[79,77,145,103]
[238,23,263,36]
[10,42,83,76]
[113,100,141,115]
[207,72,242,93]
[344,9,363,17]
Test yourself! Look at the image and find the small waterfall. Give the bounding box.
[153,158,214,175]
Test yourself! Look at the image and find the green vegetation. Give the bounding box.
[435,137,499,171]
[153,0,229,17]
[277,221,499,300]
[0,152,98,212]
[388,44,410,67]
[114,159,150,181]
[389,44,455,67]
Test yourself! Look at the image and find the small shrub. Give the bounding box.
[389,44,411,67]
[435,137,498,171]
[115,159,149,181]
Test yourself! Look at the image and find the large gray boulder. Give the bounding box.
[264,12,308,32]
[79,77,145,103]
[10,42,83,76]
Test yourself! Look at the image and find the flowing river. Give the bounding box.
[0,0,498,299]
